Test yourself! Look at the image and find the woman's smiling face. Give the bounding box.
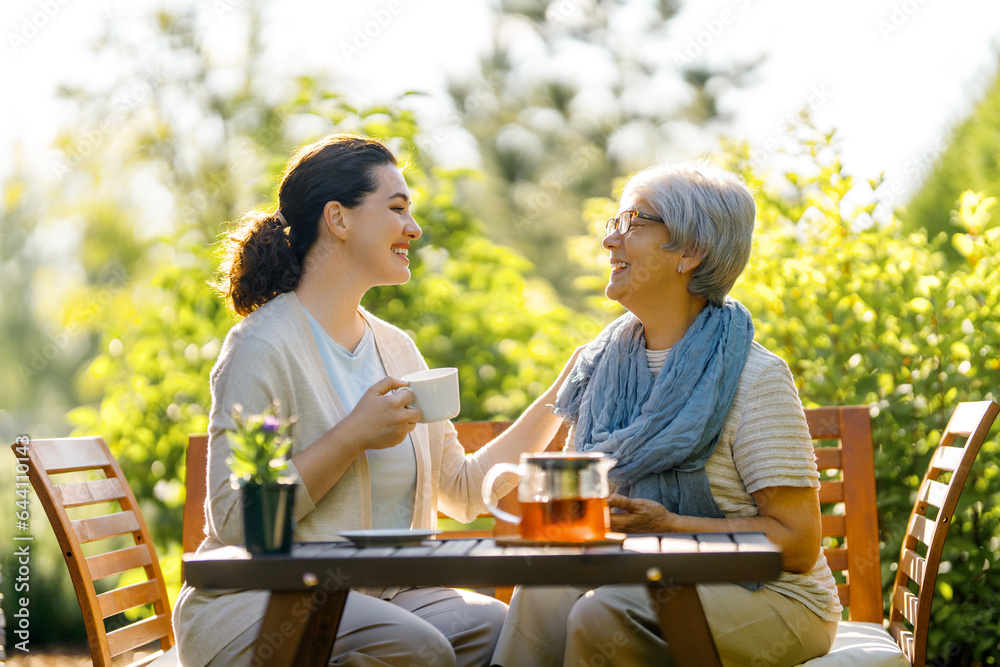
[344,164,421,288]
[602,194,683,309]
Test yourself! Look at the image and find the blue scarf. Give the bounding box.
[555,298,754,519]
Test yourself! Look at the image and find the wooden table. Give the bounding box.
[183,532,781,667]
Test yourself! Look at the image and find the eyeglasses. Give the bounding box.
[605,210,664,236]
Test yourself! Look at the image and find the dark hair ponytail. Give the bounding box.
[215,134,397,316]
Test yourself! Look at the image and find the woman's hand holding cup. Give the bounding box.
[341,376,421,452]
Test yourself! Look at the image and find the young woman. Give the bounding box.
[492,161,842,666]
[172,134,575,666]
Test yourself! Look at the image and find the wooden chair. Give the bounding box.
[808,406,885,622]
[11,436,177,666]
[887,400,998,664]
[802,400,999,666]
[182,434,209,556]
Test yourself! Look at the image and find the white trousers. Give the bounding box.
[492,583,838,667]
[209,587,507,666]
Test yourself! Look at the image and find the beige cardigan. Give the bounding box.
[172,292,505,666]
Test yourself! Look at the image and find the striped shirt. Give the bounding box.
[643,342,843,621]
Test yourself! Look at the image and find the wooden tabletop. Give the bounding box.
[184,532,780,591]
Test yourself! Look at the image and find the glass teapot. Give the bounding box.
[481,452,616,542]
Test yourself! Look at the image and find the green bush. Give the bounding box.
[726,130,1000,666]
[901,58,1000,256]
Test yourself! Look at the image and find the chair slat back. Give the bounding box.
[30,436,111,472]
[73,511,143,543]
[807,406,884,623]
[11,436,174,666]
[887,400,999,667]
[54,477,129,507]
[182,434,209,556]
[107,615,174,659]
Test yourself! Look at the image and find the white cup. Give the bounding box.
[401,368,460,423]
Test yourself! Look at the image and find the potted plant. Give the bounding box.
[227,402,297,555]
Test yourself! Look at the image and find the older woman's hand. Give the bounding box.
[608,493,674,533]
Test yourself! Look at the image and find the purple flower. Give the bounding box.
[262,415,282,433]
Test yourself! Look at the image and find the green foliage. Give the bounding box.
[720,126,1000,666]
[69,93,994,660]
[901,56,1000,258]
[0,173,91,440]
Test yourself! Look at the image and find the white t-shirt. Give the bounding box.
[304,309,417,529]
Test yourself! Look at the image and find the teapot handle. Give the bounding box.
[481,463,522,525]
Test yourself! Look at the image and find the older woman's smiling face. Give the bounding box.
[602,195,684,311]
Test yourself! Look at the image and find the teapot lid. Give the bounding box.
[520,452,613,469]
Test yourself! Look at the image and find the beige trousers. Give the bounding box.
[209,587,507,667]
[492,583,838,667]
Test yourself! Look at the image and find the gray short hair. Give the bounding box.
[623,160,755,306]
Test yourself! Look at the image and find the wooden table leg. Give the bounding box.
[254,589,349,667]
[647,583,721,667]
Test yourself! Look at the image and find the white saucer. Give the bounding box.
[337,529,441,547]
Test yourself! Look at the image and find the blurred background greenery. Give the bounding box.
[2,0,1000,664]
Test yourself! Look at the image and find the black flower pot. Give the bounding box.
[241,481,296,555]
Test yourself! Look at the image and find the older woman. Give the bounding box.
[492,161,841,666]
